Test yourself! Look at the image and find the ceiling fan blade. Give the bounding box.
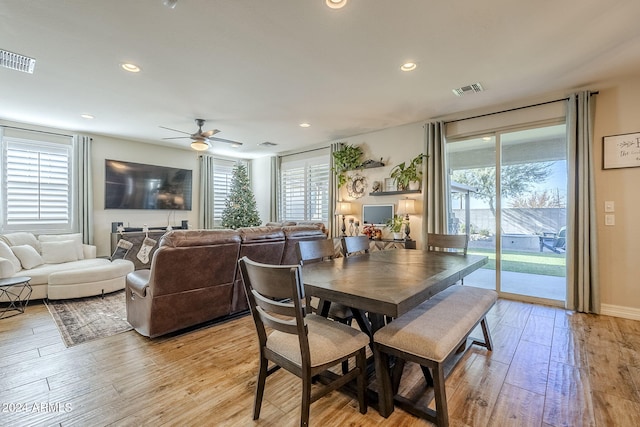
[209,136,243,146]
[201,129,221,138]
[161,136,190,140]
[159,125,190,135]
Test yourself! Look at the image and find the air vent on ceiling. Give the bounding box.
[0,49,36,74]
[452,82,484,97]
[258,141,278,147]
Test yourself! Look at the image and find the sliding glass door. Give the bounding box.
[447,124,567,304]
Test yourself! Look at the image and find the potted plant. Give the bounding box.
[390,153,427,191]
[332,143,363,188]
[385,215,404,240]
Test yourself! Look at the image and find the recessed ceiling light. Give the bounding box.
[482,136,491,141]
[299,122,311,128]
[400,62,417,72]
[80,114,94,119]
[326,0,347,9]
[121,63,141,73]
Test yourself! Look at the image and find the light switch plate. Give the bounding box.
[605,214,615,226]
[604,201,615,212]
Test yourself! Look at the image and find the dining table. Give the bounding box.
[302,249,488,339]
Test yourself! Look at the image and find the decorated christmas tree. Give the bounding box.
[221,163,262,229]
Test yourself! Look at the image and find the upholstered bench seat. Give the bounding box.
[373,285,497,427]
[374,285,497,362]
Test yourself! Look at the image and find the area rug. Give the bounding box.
[45,290,132,347]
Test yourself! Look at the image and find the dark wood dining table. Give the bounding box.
[302,249,488,339]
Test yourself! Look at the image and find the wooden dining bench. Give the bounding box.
[373,285,498,427]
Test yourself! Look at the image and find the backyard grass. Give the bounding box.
[468,248,567,277]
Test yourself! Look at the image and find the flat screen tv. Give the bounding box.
[362,204,394,226]
[105,160,192,210]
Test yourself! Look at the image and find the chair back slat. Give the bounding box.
[341,236,370,256]
[255,305,301,335]
[427,233,468,255]
[296,239,335,264]
[239,256,308,338]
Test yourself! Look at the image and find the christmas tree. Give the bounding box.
[221,163,262,229]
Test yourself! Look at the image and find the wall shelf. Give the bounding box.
[369,190,421,196]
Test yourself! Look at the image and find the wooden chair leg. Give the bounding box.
[373,346,394,418]
[356,348,367,414]
[432,363,449,427]
[253,356,268,420]
[301,375,311,427]
[420,365,434,387]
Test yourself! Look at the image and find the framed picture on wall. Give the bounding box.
[384,178,396,192]
[603,132,640,169]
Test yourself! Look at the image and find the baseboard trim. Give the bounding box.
[600,303,640,321]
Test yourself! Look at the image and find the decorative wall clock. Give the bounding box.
[347,174,367,199]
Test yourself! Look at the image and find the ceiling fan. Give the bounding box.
[160,118,243,151]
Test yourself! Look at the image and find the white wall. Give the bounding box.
[334,122,425,247]
[592,75,640,317]
[91,135,201,257]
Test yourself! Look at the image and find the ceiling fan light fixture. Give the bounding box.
[400,62,417,72]
[121,63,141,73]
[190,140,209,151]
[326,0,347,9]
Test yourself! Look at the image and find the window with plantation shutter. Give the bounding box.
[279,151,330,224]
[213,158,243,227]
[1,131,74,233]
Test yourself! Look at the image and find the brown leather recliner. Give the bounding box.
[231,226,286,313]
[281,225,328,265]
[126,229,241,338]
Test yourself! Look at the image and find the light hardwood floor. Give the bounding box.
[2,298,640,426]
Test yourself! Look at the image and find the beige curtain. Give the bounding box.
[423,122,450,240]
[74,135,93,244]
[198,154,215,229]
[270,156,279,222]
[329,143,341,237]
[566,91,600,313]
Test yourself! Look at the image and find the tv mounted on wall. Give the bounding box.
[105,159,193,210]
[362,204,394,226]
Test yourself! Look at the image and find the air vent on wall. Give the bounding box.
[0,49,36,74]
[452,82,484,97]
[258,141,278,147]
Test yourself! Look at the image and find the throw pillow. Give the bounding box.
[0,257,18,278]
[38,233,84,260]
[11,245,44,270]
[1,232,41,253]
[0,241,22,272]
[40,240,79,264]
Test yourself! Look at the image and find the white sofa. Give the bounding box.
[0,232,134,300]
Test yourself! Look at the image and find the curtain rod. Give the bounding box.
[279,145,329,158]
[443,91,599,125]
[1,124,74,138]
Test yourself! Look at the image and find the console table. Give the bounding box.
[0,276,32,319]
[111,221,189,270]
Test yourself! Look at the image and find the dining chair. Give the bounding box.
[341,236,370,256]
[297,240,352,321]
[238,256,369,426]
[426,233,468,255]
[427,233,468,284]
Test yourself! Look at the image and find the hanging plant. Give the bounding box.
[332,143,363,188]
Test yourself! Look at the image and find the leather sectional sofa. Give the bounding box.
[125,225,327,338]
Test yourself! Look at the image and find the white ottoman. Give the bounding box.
[47,259,135,300]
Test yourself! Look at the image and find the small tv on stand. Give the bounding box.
[362,204,394,226]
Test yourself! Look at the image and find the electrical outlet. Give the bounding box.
[605,214,615,226]
[604,201,615,212]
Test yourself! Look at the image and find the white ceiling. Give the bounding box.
[2,0,640,159]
